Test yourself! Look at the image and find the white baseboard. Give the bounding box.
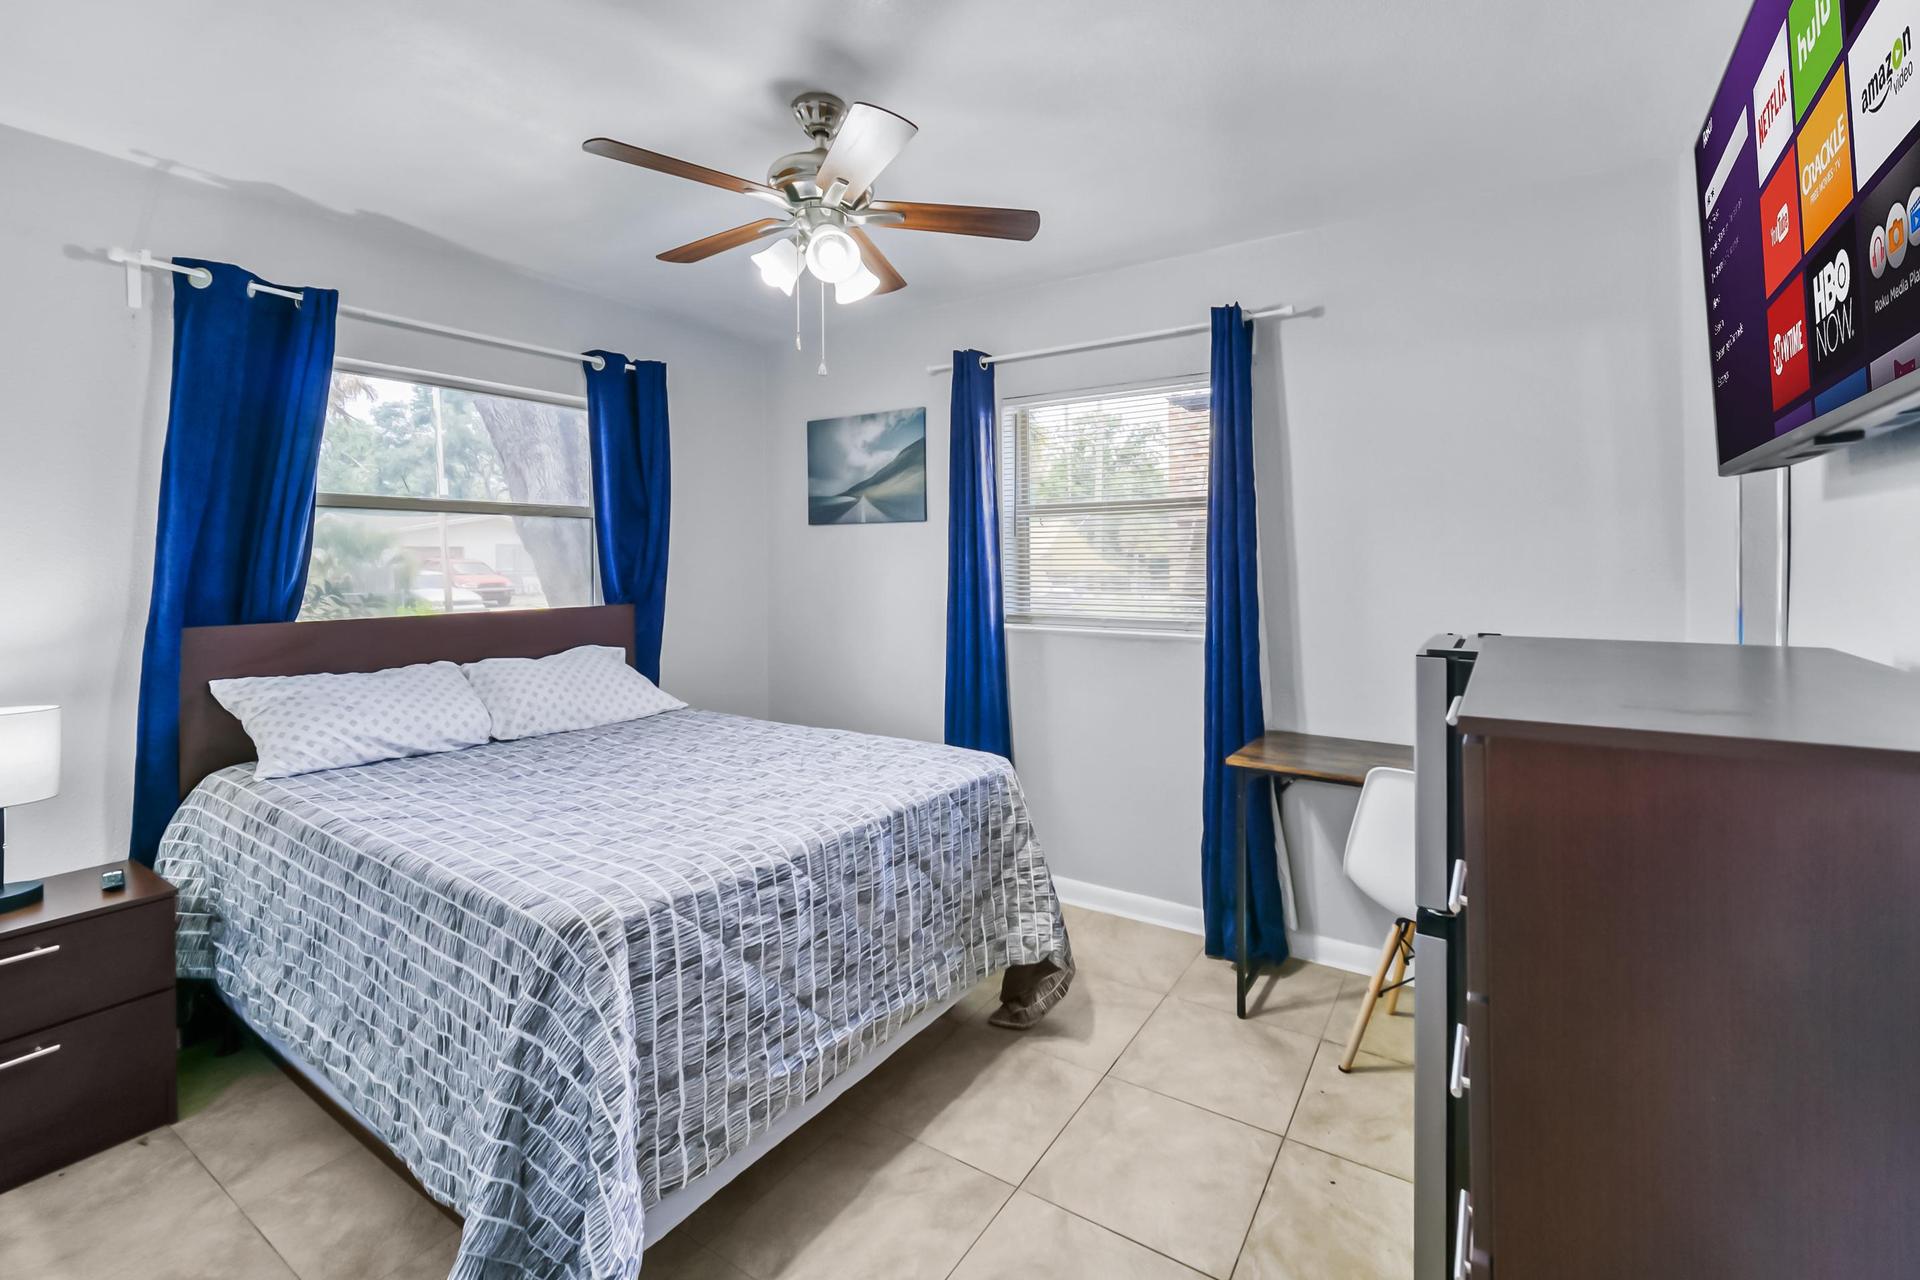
[1051,876,1204,935]
[1050,875,1383,977]
[1281,931,1382,977]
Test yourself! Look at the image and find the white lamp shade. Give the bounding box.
[804,226,862,284]
[0,705,60,807]
[750,239,799,295]
[835,263,881,305]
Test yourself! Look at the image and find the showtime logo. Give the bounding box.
[1768,278,1811,408]
[1773,319,1806,374]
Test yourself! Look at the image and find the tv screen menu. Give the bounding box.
[1696,0,1920,469]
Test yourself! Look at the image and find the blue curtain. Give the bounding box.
[130,260,337,865]
[584,353,671,682]
[944,350,1013,760]
[1202,305,1287,964]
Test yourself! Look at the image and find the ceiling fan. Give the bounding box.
[583,92,1040,305]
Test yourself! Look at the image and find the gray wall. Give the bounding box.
[764,158,1702,959]
[0,126,772,881]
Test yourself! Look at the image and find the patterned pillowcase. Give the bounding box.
[462,645,687,742]
[211,661,493,781]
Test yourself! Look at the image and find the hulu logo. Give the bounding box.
[1791,0,1843,121]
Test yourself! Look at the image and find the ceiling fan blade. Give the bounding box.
[583,137,787,207]
[865,200,1040,241]
[656,219,790,264]
[848,227,907,294]
[817,103,918,204]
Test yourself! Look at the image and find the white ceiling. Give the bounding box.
[2,0,1750,339]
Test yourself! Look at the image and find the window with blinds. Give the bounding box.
[999,377,1211,633]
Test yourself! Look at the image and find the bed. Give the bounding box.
[156,605,1072,1279]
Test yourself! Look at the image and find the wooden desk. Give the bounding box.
[1227,731,1413,1018]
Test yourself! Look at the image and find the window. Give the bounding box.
[300,368,596,621]
[999,377,1211,634]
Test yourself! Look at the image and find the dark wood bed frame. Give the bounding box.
[175,604,635,1224]
[177,604,635,796]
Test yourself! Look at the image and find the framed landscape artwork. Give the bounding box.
[806,407,927,524]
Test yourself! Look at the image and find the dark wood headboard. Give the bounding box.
[177,604,635,797]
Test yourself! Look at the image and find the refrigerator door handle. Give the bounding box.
[1449,1024,1471,1098]
[1445,695,1464,726]
[1446,860,1469,914]
[1452,1191,1474,1280]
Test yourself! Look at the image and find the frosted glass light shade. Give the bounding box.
[835,264,881,304]
[804,226,862,284]
[751,239,799,295]
[0,705,60,807]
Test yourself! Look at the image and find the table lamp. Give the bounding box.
[0,704,60,912]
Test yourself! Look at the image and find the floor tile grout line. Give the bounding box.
[1012,985,1171,1197]
[1228,1138,1288,1280]
[1006,981,1281,1277]
[1280,1133,1414,1186]
[938,1181,1019,1280]
[169,1123,305,1279]
[1019,1185,1226,1279]
[1217,1005,1347,1277]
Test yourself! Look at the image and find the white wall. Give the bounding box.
[0,125,771,881]
[1730,428,1920,668]
[766,159,1701,952]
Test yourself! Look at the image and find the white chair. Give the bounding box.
[1337,766,1416,1072]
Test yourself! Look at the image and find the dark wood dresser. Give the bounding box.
[0,861,177,1192]
[1451,638,1920,1279]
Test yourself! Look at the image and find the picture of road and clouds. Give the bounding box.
[806,406,927,524]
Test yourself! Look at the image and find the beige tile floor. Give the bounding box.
[0,906,1413,1280]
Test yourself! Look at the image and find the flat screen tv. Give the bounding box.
[1696,0,1920,473]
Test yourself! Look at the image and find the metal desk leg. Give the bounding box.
[1236,768,1251,1019]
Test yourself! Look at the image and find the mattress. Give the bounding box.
[158,709,1071,1279]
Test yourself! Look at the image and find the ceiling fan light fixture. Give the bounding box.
[804,225,862,284]
[750,238,800,294]
[835,263,881,305]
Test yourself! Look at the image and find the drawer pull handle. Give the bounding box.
[1445,695,1464,727]
[1446,861,1469,914]
[1453,1189,1474,1280]
[0,1043,61,1072]
[1449,1024,1471,1098]
[0,943,60,967]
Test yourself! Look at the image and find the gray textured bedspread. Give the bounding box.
[157,709,1071,1278]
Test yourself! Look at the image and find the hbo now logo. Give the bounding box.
[1813,249,1852,321]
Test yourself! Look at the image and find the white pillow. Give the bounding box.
[461,644,685,742]
[210,660,493,781]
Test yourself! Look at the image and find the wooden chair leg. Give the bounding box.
[1340,920,1408,1072]
[1384,925,1411,1017]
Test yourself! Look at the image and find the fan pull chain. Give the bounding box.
[794,269,803,352]
[817,277,828,376]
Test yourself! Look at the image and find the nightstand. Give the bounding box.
[0,860,177,1192]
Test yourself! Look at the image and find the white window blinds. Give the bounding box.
[998,377,1212,633]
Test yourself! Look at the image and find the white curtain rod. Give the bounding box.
[924,304,1312,375]
[107,248,636,372]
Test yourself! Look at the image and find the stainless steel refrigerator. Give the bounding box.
[1412,634,1483,1280]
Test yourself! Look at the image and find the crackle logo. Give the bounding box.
[1796,75,1855,243]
